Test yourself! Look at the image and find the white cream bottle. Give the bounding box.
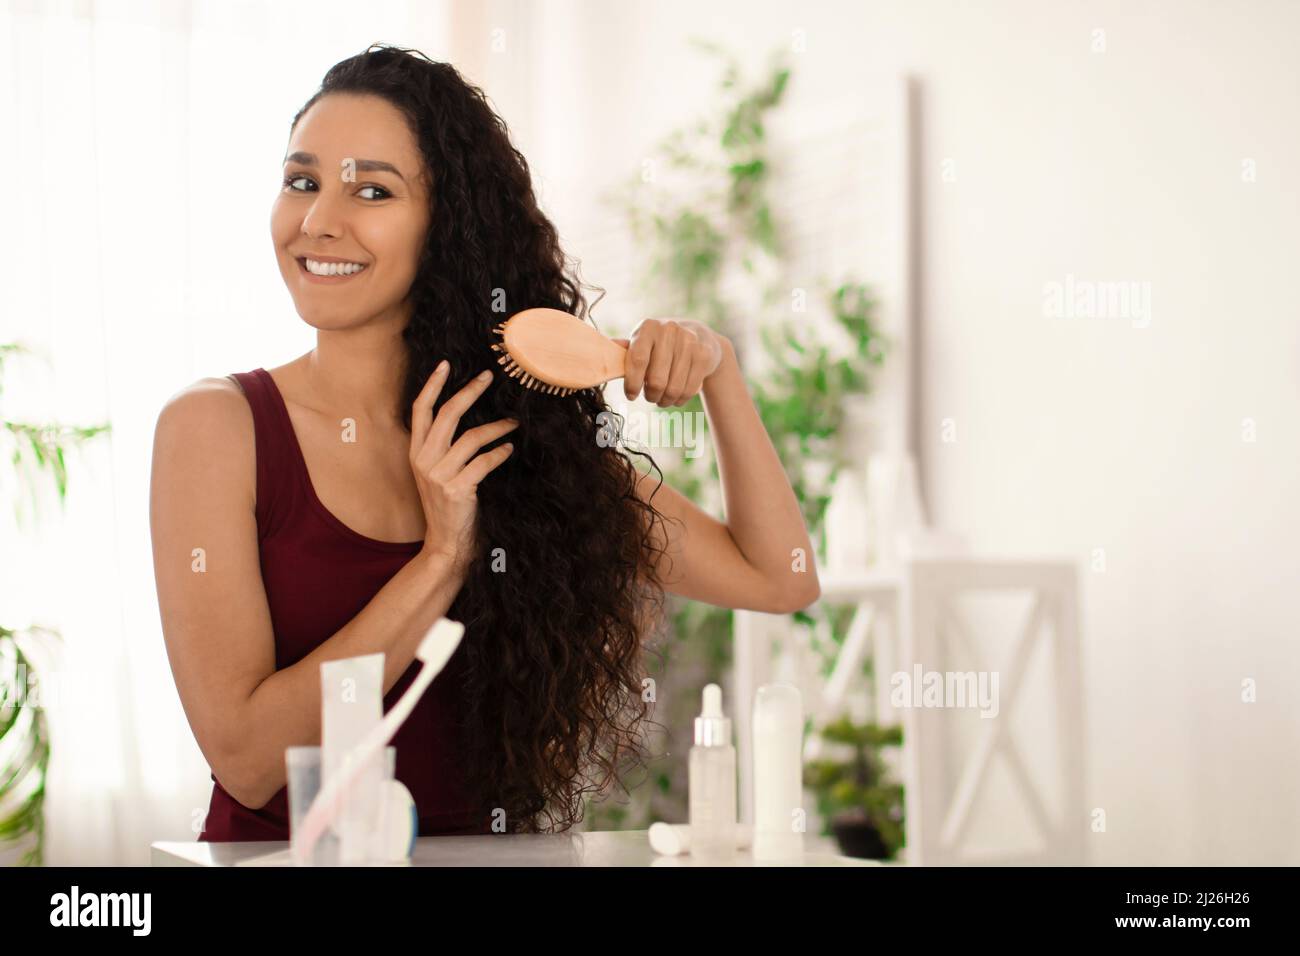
[752,682,805,861]
[689,683,737,862]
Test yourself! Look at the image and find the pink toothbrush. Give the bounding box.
[291,618,465,866]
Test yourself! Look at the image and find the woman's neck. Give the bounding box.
[300,325,410,428]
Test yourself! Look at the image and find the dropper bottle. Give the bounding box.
[689,683,737,861]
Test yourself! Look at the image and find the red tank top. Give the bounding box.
[198,367,489,841]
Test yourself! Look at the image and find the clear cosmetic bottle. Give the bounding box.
[689,683,737,862]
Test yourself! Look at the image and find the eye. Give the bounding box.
[280,174,389,201]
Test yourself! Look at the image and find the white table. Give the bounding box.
[151,829,876,867]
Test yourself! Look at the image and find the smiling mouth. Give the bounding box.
[297,257,369,279]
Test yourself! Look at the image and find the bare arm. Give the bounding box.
[633,337,820,613]
[149,378,464,809]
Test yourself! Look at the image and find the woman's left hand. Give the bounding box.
[613,318,727,407]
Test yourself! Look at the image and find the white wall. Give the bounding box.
[896,0,1300,866]
[446,0,1300,864]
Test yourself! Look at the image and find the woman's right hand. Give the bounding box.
[409,362,518,577]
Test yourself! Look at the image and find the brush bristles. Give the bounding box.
[489,337,578,396]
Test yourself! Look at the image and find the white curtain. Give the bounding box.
[1,0,456,866]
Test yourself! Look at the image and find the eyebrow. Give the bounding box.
[283,151,406,183]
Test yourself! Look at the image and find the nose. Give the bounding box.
[299,188,347,241]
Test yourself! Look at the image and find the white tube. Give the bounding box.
[648,821,753,856]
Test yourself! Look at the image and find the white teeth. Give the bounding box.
[304,258,366,276]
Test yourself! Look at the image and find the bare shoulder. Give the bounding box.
[155,375,251,438]
[152,376,255,504]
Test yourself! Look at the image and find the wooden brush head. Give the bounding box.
[491,308,628,395]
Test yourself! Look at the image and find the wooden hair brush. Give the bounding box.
[490,308,629,396]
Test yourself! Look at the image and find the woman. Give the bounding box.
[149,45,819,841]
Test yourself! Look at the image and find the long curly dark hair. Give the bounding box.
[290,45,672,832]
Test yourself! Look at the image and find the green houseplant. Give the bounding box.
[582,39,899,850]
[804,715,904,859]
[0,342,111,865]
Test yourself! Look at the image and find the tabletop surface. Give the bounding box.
[151,829,878,867]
